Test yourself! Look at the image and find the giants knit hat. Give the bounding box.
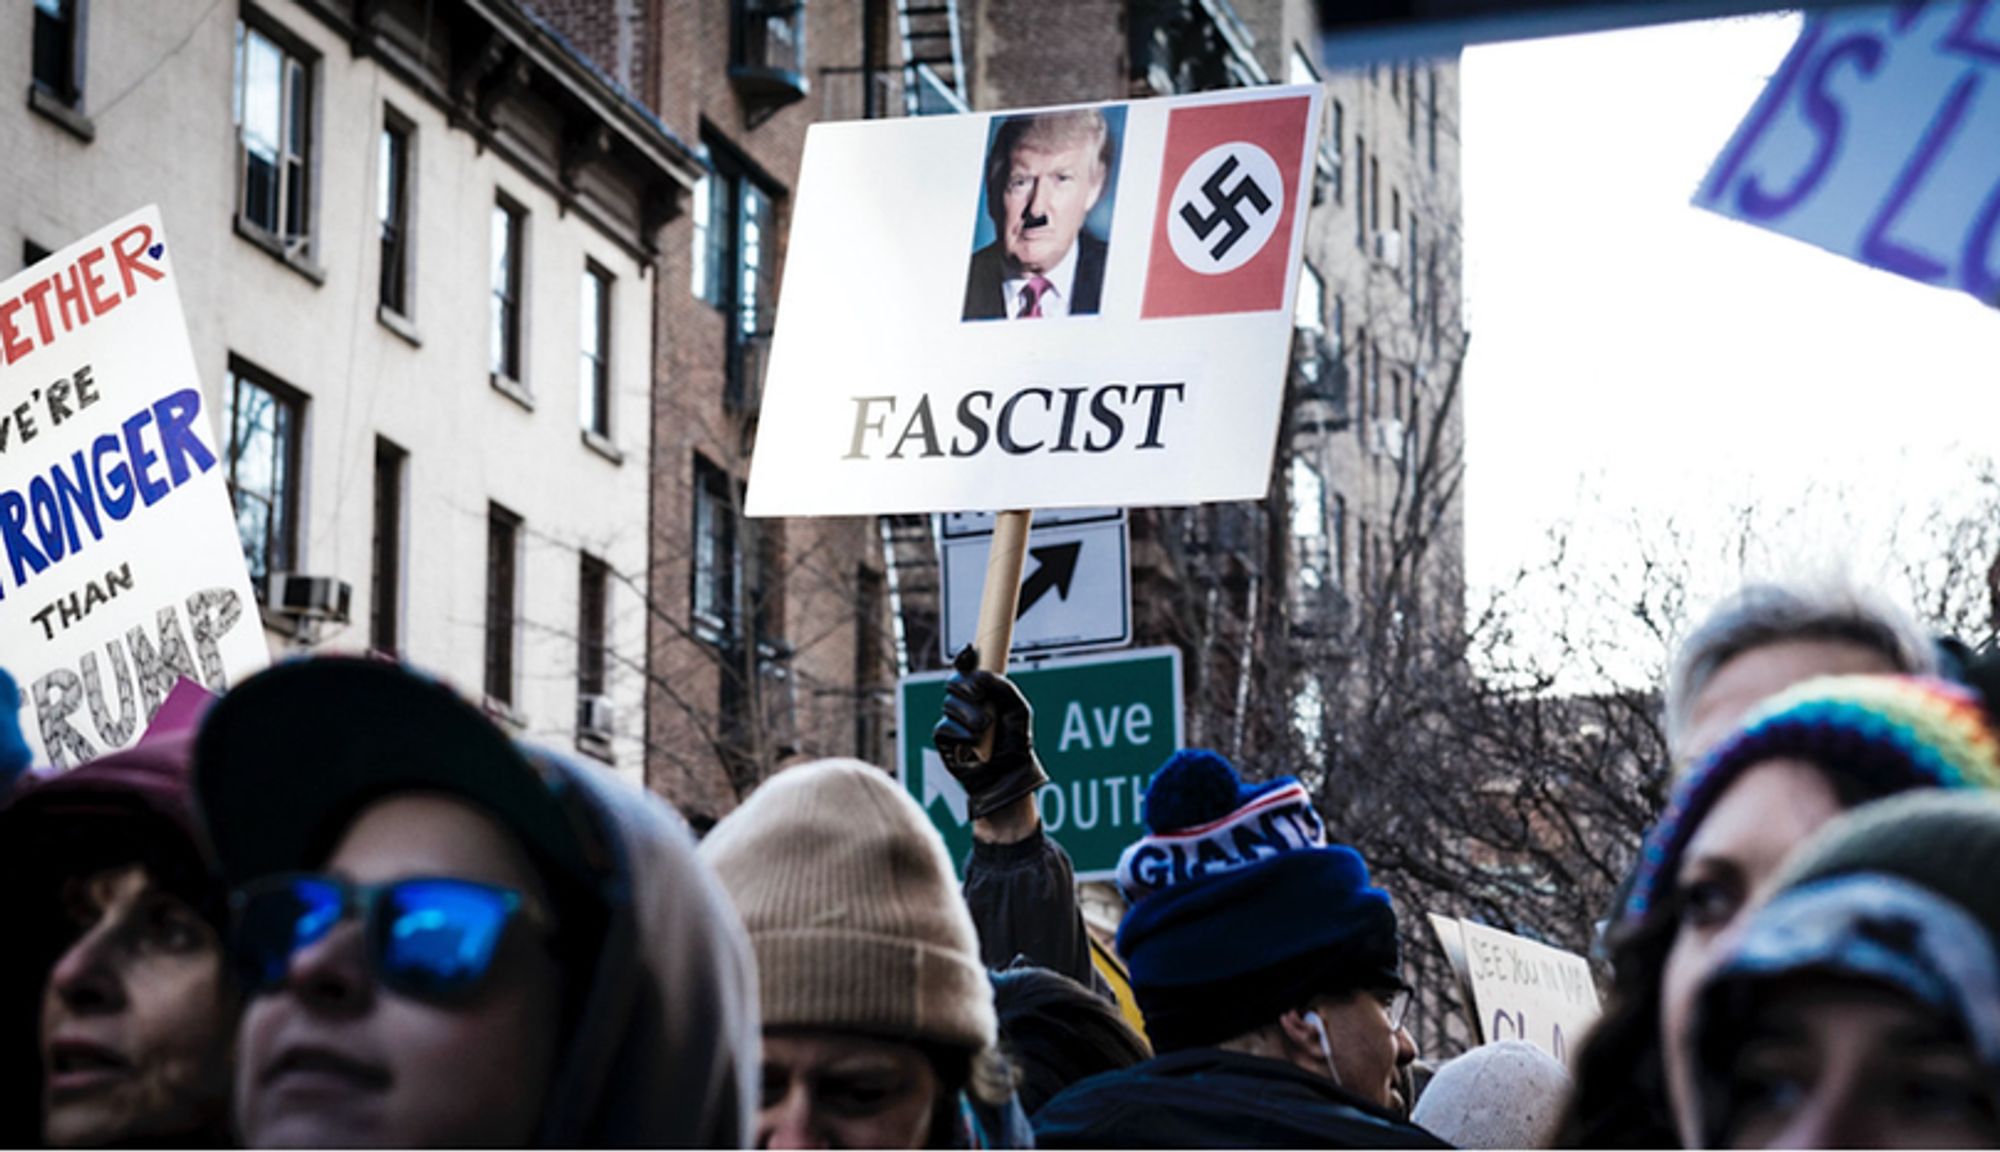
[699,758,997,1054]
[1113,750,1402,1052]
[1622,674,2000,928]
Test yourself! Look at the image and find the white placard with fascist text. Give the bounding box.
[0,206,267,769]
[1696,0,2000,307]
[747,86,1322,516]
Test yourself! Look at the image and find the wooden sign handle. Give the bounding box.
[974,509,1032,758]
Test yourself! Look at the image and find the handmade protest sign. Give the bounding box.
[0,206,268,770]
[1695,0,2000,307]
[745,86,1322,516]
[1452,918,1602,1065]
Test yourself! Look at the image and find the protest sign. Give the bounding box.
[897,646,1182,879]
[746,86,1322,516]
[0,206,268,770]
[1695,0,2000,307]
[1447,917,1602,1065]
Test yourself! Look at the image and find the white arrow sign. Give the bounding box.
[921,748,969,826]
[939,509,1132,662]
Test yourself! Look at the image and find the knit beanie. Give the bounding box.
[1113,749,1401,1052]
[1776,789,2000,939]
[1411,1040,1570,1150]
[1623,674,2000,927]
[699,758,997,1053]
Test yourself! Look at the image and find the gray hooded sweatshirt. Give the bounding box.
[526,750,762,1147]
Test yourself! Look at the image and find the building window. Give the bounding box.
[1334,493,1349,591]
[1354,327,1368,446]
[370,438,405,655]
[580,263,612,438]
[1408,68,1420,144]
[1428,68,1440,171]
[378,114,413,318]
[854,565,886,763]
[578,552,610,708]
[1329,100,1344,206]
[234,20,313,253]
[224,360,304,599]
[692,456,739,645]
[1353,135,1367,250]
[732,1,807,77]
[1369,156,1381,233]
[1408,219,1421,319]
[32,0,84,106]
[485,504,522,707]
[698,146,781,410]
[491,198,525,382]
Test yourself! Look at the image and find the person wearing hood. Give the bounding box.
[699,758,1029,1149]
[1557,674,2000,1148]
[190,657,759,1147]
[1691,790,2000,1147]
[0,714,235,1148]
[1031,749,1447,1149]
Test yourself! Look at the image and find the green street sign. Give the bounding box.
[896,646,1184,880]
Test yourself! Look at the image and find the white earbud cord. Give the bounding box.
[1304,1010,1345,1090]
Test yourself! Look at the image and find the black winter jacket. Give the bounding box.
[1031,1049,1453,1149]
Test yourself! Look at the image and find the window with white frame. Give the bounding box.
[234,21,313,253]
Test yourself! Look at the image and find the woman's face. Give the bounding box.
[1659,758,1845,1148]
[234,793,565,1148]
[39,864,234,1147]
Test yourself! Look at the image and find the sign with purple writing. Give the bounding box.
[1439,917,1602,1066]
[1696,0,2000,307]
[0,206,268,770]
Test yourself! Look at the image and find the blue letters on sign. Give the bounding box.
[1696,0,2000,307]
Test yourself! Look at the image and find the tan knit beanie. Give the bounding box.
[699,758,997,1053]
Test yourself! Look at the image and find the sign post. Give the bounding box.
[898,646,1183,878]
[0,207,268,769]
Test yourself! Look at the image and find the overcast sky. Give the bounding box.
[1457,10,2000,673]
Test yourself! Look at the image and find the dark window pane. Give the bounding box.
[32,0,77,101]
[371,439,404,654]
[378,123,410,314]
[579,554,608,698]
[224,365,300,597]
[486,507,520,704]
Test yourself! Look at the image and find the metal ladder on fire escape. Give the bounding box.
[898,0,969,115]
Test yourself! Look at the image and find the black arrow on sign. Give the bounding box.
[1016,542,1083,620]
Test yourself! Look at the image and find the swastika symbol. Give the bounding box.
[1177,155,1274,261]
[1164,142,1284,276]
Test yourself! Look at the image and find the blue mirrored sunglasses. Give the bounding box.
[230,874,549,1003]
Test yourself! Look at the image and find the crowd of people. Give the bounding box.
[5,577,2000,1148]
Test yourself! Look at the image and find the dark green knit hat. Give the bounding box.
[1776,790,2000,935]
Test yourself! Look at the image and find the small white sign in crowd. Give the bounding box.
[1431,913,1604,1066]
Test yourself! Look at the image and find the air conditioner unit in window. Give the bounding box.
[1373,229,1403,270]
[577,694,615,738]
[267,574,353,623]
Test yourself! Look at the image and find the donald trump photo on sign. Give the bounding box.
[963,108,1124,321]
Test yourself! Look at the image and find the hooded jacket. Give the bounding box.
[504,750,764,1148]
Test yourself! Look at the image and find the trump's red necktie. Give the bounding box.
[1018,275,1053,318]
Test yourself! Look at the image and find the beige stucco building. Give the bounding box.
[4,0,701,780]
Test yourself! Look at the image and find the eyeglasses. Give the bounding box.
[1378,986,1413,1031]
[230,874,549,1004]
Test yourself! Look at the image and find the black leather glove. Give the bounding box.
[932,645,1050,820]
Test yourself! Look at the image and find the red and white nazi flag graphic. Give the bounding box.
[1141,95,1313,320]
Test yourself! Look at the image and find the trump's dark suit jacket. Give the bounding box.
[961,232,1108,321]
